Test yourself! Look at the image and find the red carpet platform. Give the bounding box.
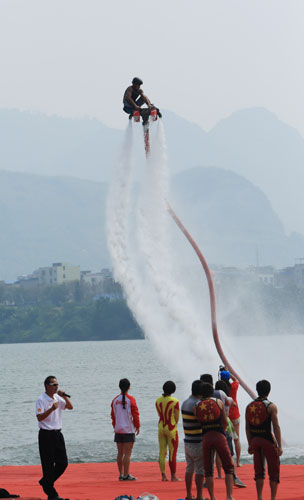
[1,462,303,500]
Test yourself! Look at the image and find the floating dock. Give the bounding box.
[1,462,303,500]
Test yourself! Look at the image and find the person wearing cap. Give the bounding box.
[36,375,73,500]
[220,368,242,467]
[245,379,282,500]
[123,77,152,115]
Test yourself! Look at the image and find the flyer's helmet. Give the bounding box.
[132,77,143,86]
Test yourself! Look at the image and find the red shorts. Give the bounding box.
[202,431,234,477]
[251,437,280,483]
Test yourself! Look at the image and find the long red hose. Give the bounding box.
[167,203,256,400]
[142,118,255,399]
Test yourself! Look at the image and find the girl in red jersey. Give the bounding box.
[111,378,140,481]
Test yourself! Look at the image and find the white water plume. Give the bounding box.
[107,119,218,383]
[137,122,216,364]
[106,122,190,379]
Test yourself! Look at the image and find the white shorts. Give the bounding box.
[184,442,204,475]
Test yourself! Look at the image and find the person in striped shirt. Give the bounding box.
[181,380,206,500]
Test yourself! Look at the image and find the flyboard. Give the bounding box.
[129,106,162,155]
[130,108,256,400]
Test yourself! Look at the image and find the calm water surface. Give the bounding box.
[1,339,303,465]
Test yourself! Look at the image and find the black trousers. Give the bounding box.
[38,429,68,496]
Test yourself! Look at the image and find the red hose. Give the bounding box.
[167,203,256,400]
[140,122,255,399]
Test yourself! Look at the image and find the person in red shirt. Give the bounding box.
[246,379,282,500]
[111,378,140,481]
[220,369,241,467]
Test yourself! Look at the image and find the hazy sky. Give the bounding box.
[0,0,303,133]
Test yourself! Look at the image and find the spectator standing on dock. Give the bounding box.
[214,379,246,488]
[111,378,140,481]
[246,379,282,500]
[195,382,235,500]
[181,380,205,500]
[220,368,242,467]
[155,380,180,482]
[36,375,73,500]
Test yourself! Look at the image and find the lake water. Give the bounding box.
[1,338,303,466]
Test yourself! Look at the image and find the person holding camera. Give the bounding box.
[219,367,242,467]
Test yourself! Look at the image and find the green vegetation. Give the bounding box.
[1,277,304,343]
[0,281,143,343]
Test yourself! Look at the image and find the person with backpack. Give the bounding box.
[195,383,235,500]
[246,379,282,500]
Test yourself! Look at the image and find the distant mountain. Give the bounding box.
[170,166,304,268]
[201,108,304,235]
[0,167,303,281]
[0,109,120,181]
[0,108,206,182]
[0,171,109,281]
[0,107,303,235]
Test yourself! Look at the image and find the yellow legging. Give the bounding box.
[158,427,178,474]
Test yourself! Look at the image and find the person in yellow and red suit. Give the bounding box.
[155,380,180,481]
[195,382,235,500]
[245,379,282,500]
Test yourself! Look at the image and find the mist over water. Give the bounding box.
[106,120,303,454]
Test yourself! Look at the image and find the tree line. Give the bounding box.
[0,281,143,343]
[1,278,304,343]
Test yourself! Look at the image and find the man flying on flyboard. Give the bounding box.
[123,77,162,126]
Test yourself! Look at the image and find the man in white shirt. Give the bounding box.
[36,375,73,500]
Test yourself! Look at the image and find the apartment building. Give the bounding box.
[33,262,80,285]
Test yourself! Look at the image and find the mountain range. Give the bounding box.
[0,107,303,236]
[0,165,303,282]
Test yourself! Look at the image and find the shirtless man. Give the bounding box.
[246,379,282,500]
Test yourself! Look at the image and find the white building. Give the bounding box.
[33,262,80,285]
[81,271,105,287]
